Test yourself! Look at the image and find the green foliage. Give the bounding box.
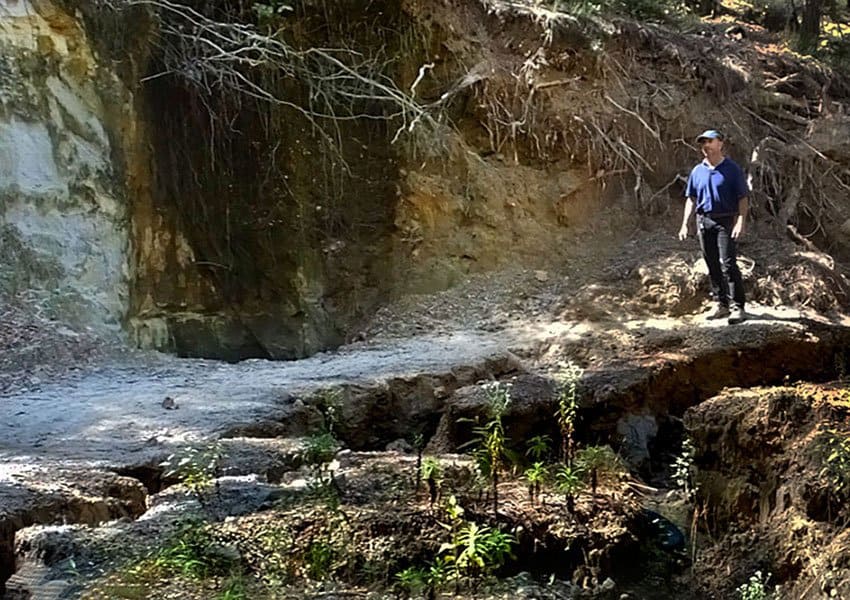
[817,428,850,502]
[160,442,224,501]
[526,434,553,462]
[469,416,508,479]
[306,468,342,511]
[737,570,774,600]
[215,575,249,600]
[394,566,430,596]
[464,381,514,513]
[422,456,443,505]
[302,432,340,466]
[436,494,465,591]
[524,461,548,504]
[672,437,697,499]
[442,493,465,522]
[312,387,344,436]
[396,496,515,594]
[393,563,448,597]
[555,464,583,514]
[438,522,515,586]
[575,444,623,495]
[300,433,343,511]
[251,0,292,27]
[138,521,239,580]
[486,380,512,413]
[427,562,449,589]
[422,456,442,481]
[301,394,345,509]
[305,540,336,580]
[555,361,583,464]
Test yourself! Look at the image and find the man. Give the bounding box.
[679,129,749,324]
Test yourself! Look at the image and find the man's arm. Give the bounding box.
[679,197,695,240]
[732,196,748,239]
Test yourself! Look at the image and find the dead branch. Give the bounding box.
[102,0,436,145]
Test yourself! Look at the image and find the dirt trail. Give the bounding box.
[0,332,518,466]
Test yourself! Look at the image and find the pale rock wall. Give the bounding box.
[0,0,129,333]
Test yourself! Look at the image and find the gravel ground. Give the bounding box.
[0,299,119,395]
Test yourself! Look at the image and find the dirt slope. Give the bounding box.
[4,0,850,598]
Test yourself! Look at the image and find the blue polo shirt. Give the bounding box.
[684,158,748,215]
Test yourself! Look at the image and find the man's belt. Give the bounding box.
[697,211,737,218]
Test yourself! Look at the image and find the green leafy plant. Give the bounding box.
[426,561,449,591]
[300,433,343,511]
[216,575,249,600]
[737,570,773,600]
[394,566,430,596]
[555,464,583,515]
[439,521,515,590]
[300,392,346,511]
[160,442,225,509]
[463,381,514,514]
[302,432,339,466]
[524,461,548,505]
[437,495,465,594]
[413,431,426,491]
[672,437,697,499]
[306,463,343,512]
[252,0,293,26]
[556,0,691,21]
[526,434,553,462]
[575,445,623,496]
[421,456,442,506]
[312,387,344,436]
[817,428,850,512]
[394,562,448,598]
[305,540,336,580]
[139,520,239,580]
[401,496,516,594]
[555,361,583,464]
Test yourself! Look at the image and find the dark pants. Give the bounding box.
[697,214,745,309]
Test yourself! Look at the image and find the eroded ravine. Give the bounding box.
[3,315,850,597]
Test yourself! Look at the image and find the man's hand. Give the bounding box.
[732,220,745,240]
[733,198,748,240]
[678,224,689,241]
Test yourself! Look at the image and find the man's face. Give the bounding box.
[700,137,723,157]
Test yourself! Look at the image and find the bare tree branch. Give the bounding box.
[101,0,438,144]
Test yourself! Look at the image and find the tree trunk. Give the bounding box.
[692,0,716,16]
[800,0,823,51]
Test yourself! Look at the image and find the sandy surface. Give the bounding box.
[2,302,843,472]
[0,332,516,468]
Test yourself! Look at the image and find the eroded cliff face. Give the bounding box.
[0,0,611,361]
[0,0,133,334]
[9,0,849,364]
[121,0,605,361]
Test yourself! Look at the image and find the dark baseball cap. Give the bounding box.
[696,129,724,142]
